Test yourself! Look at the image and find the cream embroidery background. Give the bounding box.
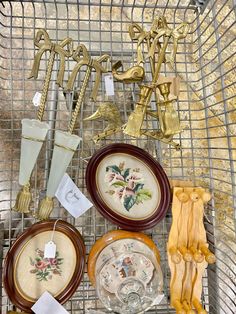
[14,231,76,301]
[96,153,161,220]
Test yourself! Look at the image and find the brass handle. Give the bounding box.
[37,50,56,121]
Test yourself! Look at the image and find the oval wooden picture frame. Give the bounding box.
[86,143,171,230]
[3,220,85,312]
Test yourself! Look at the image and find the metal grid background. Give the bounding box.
[0,0,235,313]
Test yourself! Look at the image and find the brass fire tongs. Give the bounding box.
[13,29,73,214]
[37,44,109,220]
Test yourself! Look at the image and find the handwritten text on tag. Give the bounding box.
[55,173,93,218]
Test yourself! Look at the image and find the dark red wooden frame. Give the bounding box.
[86,143,171,230]
[3,219,86,313]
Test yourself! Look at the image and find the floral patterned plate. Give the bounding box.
[86,143,171,230]
[3,220,85,312]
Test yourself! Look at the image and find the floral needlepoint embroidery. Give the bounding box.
[30,249,63,281]
[105,162,152,211]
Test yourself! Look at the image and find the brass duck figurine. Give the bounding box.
[83,102,122,132]
[112,60,145,83]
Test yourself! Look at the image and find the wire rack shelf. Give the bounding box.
[0,0,235,313]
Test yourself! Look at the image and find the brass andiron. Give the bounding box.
[37,44,110,220]
[13,29,73,214]
[112,60,145,83]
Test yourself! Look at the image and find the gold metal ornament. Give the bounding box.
[156,82,182,137]
[83,102,123,142]
[124,16,189,148]
[123,84,153,137]
[29,29,73,121]
[37,45,110,220]
[66,44,110,134]
[89,16,189,149]
[12,183,31,214]
[112,60,145,83]
[13,29,73,214]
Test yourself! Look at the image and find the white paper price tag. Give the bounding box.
[153,293,165,305]
[104,74,115,96]
[33,92,42,107]
[44,241,56,258]
[55,173,93,218]
[31,291,69,314]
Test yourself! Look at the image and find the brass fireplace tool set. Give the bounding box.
[8,16,217,314]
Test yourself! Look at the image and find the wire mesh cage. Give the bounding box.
[0,0,235,313]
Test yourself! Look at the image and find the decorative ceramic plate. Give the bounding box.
[86,143,171,230]
[88,230,163,314]
[88,230,161,286]
[3,220,85,312]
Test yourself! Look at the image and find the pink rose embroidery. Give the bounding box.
[29,250,63,281]
[35,260,47,270]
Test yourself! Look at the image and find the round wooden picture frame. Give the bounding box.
[86,143,171,230]
[3,220,85,312]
